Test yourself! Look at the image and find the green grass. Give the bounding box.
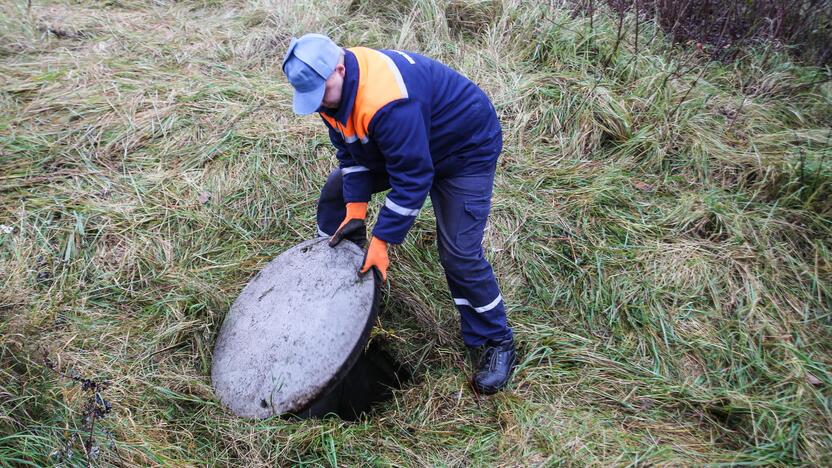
[1,0,830,465]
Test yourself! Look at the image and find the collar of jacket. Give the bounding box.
[319,49,359,126]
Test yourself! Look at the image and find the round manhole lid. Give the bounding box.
[211,237,377,418]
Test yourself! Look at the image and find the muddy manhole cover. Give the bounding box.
[211,237,408,419]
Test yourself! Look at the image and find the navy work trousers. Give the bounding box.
[316,157,513,347]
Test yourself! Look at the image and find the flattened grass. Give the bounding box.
[1,0,830,465]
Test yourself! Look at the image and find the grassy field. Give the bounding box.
[1,0,831,465]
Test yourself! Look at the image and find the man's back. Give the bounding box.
[388,49,502,166]
[322,47,502,178]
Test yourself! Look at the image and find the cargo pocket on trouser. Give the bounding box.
[455,200,490,252]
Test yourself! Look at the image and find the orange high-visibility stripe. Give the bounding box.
[351,47,408,141]
[321,111,358,142]
[322,47,407,144]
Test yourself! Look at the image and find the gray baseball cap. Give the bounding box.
[281,33,342,114]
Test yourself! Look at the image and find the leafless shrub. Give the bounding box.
[577,0,832,65]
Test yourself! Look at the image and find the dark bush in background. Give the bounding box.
[580,0,832,65]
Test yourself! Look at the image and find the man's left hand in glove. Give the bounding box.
[359,236,389,282]
[328,202,390,281]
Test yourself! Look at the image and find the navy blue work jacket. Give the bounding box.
[319,47,501,244]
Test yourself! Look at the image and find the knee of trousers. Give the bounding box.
[317,169,345,235]
[438,247,494,285]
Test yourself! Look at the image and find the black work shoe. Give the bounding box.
[467,338,517,395]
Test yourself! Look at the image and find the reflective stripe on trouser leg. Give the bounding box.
[448,280,511,348]
[454,294,503,313]
[430,166,513,348]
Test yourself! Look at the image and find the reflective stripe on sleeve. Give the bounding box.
[384,197,420,217]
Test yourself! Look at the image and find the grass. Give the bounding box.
[1,0,830,465]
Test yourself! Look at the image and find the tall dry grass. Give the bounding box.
[1,0,830,465]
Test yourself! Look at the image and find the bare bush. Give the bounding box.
[577,0,832,65]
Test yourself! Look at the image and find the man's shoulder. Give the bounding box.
[348,46,436,67]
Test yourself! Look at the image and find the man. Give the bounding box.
[281,33,516,394]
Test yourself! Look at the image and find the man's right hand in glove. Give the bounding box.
[329,202,368,248]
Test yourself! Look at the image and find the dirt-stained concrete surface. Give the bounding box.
[211,238,375,418]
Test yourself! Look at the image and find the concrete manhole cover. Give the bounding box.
[211,237,379,419]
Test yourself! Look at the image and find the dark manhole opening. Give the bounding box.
[290,337,411,421]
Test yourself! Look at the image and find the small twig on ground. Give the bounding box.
[43,351,113,467]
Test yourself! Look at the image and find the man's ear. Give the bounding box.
[336,63,346,77]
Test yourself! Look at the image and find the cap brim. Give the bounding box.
[292,84,326,115]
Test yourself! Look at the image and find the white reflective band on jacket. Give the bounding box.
[385,197,420,217]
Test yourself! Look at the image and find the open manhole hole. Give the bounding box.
[295,337,410,420]
[211,237,410,420]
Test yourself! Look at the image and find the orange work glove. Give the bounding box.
[329,202,368,248]
[360,236,389,282]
